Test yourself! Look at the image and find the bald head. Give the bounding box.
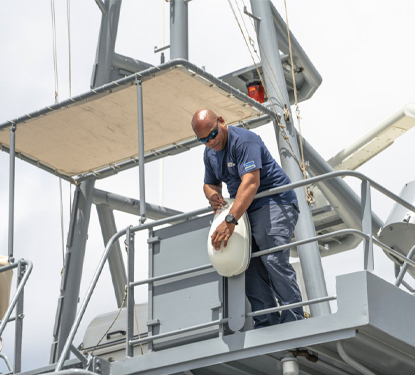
[191,108,228,151]
[191,109,218,133]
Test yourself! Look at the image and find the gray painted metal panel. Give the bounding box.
[269,2,322,104]
[110,271,415,375]
[112,53,153,78]
[153,215,213,276]
[151,215,223,349]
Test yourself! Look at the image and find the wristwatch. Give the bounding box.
[225,214,238,225]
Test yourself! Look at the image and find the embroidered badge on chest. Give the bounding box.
[244,161,256,171]
[227,161,235,167]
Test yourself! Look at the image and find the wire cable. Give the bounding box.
[283,0,314,203]
[67,0,72,98]
[50,0,59,103]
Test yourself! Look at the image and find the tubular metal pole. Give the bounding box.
[137,79,146,223]
[170,0,188,60]
[337,341,377,375]
[250,0,330,316]
[395,244,415,287]
[8,124,16,262]
[126,227,135,357]
[13,260,25,373]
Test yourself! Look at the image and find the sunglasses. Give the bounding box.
[198,119,219,144]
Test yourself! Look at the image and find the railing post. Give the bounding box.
[8,124,16,263]
[361,180,374,272]
[126,226,135,357]
[14,260,26,373]
[136,79,146,224]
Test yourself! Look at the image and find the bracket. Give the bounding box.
[244,6,261,22]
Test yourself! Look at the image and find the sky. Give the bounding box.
[0,0,415,372]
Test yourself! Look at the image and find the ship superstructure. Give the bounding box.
[1,2,415,375]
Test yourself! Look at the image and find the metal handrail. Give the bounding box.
[0,353,13,372]
[0,260,33,336]
[0,259,33,374]
[125,230,415,349]
[55,170,415,371]
[55,205,212,371]
[247,295,337,319]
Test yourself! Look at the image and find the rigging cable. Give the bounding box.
[90,288,128,356]
[283,0,314,203]
[67,0,72,97]
[50,0,59,103]
[89,286,144,356]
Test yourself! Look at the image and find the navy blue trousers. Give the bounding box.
[245,203,304,328]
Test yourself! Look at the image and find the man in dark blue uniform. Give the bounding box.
[191,109,304,327]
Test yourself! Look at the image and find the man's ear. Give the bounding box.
[218,116,224,123]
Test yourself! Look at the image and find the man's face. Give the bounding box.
[194,117,227,151]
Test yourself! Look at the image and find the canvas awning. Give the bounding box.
[0,61,273,182]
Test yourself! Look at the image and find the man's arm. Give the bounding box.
[204,183,226,213]
[210,170,260,250]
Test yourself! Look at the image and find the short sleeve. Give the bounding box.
[203,151,221,186]
[235,140,262,177]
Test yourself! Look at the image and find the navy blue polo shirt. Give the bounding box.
[203,126,297,212]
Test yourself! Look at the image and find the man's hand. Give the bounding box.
[211,221,235,250]
[209,193,226,214]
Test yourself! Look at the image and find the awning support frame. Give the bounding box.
[8,124,16,263]
[0,59,279,184]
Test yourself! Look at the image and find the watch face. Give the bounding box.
[226,214,237,224]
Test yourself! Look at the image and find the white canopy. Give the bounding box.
[0,66,260,180]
